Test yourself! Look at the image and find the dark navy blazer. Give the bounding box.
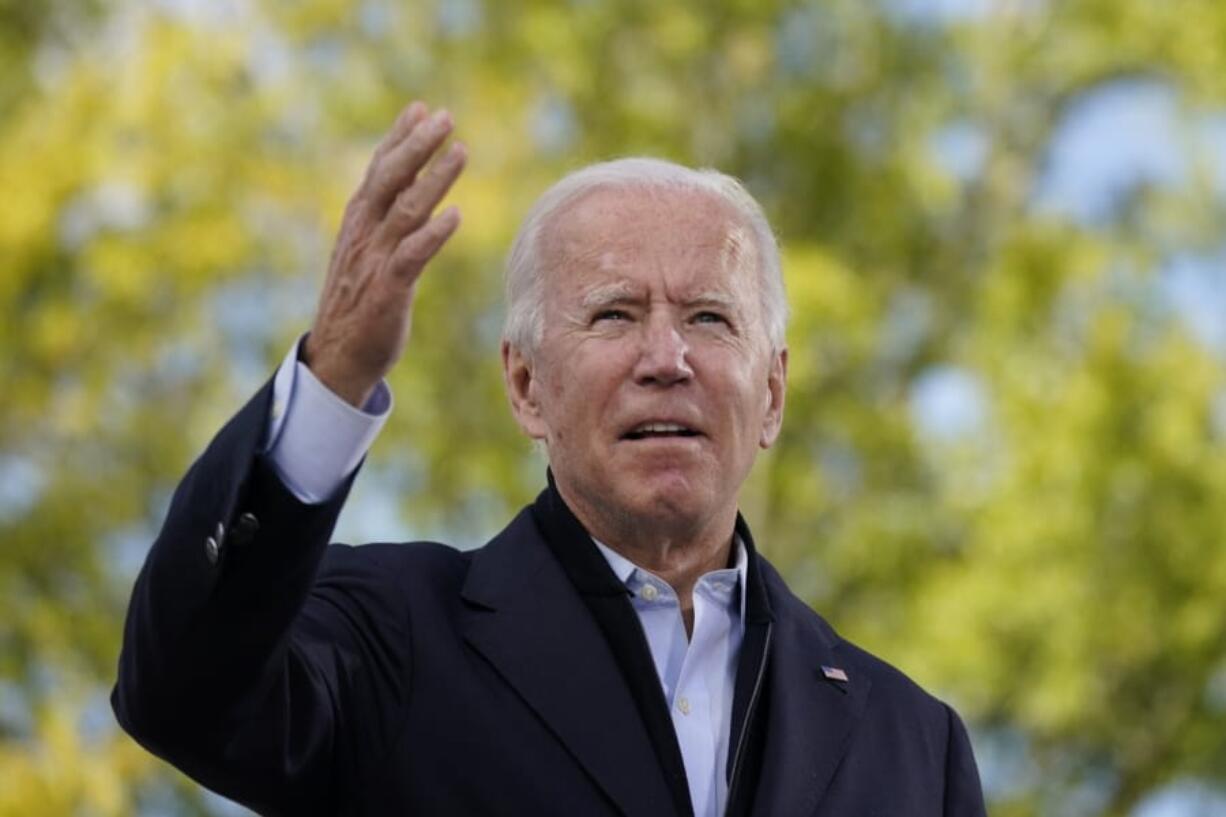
[112,379,987,816]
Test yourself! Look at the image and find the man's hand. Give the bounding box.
[304,101,467,407]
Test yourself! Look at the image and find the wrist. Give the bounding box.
[302,340,379,408]
[314,365,378,409]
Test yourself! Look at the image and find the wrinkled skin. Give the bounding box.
[503,185,787,599]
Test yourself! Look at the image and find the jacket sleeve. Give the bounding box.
[943,703,988,817]
[110,378,409,816]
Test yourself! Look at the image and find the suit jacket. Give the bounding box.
[112,378,987,817]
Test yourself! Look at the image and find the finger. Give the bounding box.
[377,141,467,247]
[360,102,429,188]
[340,102,429,238]
[377,101,429,159]
[386,206,462,285]
[367,109,454,216]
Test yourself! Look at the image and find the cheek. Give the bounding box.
[723,372,772,435]
[537,375,594,445]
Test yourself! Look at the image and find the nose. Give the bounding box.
[633,316,693,386]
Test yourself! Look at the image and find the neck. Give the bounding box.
[553,476,738,614]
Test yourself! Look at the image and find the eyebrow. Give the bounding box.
[580,282,642,310]
[686,292,739,311]
[579,283,739,313]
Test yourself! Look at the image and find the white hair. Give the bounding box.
[502,157,788,355]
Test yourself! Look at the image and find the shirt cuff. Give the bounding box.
[263,335,392,504]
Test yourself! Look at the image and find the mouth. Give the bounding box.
[620,421,703,441]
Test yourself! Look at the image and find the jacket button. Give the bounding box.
[231,512,260,546]
[205,535,221,566]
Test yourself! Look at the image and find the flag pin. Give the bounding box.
[821,665,849,683]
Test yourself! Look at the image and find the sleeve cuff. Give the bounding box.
[263,336,392,504]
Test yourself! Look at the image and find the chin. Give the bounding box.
[562,457,717,532]
[620,478,711,526]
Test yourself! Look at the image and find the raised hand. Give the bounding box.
[304,101,467,407]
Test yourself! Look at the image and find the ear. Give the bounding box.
[503,340,549,440]
[759,346,787,449]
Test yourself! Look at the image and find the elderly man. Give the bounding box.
[113,101,986,817]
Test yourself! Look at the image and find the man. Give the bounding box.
[113,101,986,816]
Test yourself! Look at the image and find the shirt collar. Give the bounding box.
[591,536,749,622]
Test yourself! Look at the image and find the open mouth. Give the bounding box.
[621,422,702,441]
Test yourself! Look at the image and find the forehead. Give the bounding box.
[539,185,758,298]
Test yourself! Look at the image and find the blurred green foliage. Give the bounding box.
[2,1,1224,815]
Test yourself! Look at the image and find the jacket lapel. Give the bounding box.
[752,562,872,816]
[460,508,678,817]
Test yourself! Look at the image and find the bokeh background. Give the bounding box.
[3,0,1226,814]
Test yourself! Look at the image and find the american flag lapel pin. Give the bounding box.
[821,665,849,683]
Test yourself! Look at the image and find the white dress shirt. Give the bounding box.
[592,540,746,817]
[264,337,746,817]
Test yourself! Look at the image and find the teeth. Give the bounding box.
[634,423,688,434]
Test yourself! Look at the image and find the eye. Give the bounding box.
[692,311,729,326]
[593,309,631,324]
